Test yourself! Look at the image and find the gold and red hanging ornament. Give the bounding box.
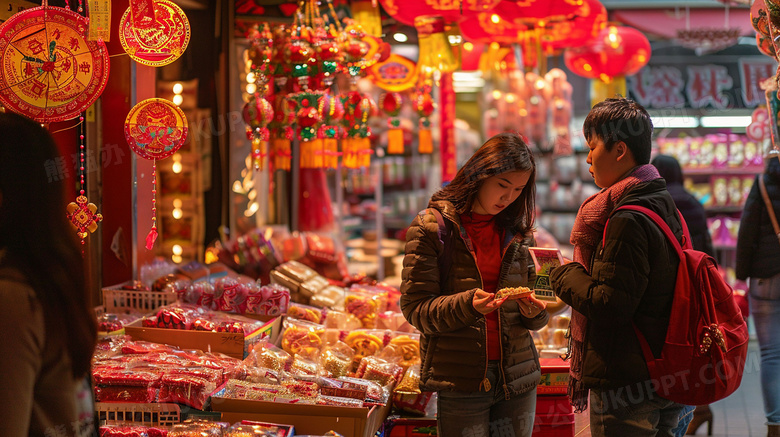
[414,86,436,154]
[124,98,188,250]
[67,114,103,244]
[287,91,325,168]
[341,90,374,168]
[312,24,341,88]
[340,19,383,86]
[379,92,404,154]
[0,1,110,123]
[415,15,459,77]
[119,0,190,66]
[270,93,295,171]
[564,25,651,107]
[350,0,382,37]
[247,22,274,90]
[242,93,274,170]
[318,92,344,169]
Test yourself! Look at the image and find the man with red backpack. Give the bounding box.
[550,98,698,436]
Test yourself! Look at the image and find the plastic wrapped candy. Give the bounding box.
[247,342,293,372]
[379,333,420,371]
[354,356,403,386]
[224,379,283,401]
[394,363,422,394]
[287,302,325,324]
[343,330,384,363]
[316,394,364,407]
[319,342,354,378]
[245,283,290,316]
[280,318,324,356]
[184,281,216,308]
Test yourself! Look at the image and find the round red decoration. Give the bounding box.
[119,0,191,67]
[564,26,651,82]
[0,5,110,123]
[124,98,189,160]
[242,93,274,130]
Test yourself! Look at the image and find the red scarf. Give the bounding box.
[566,164,660,412]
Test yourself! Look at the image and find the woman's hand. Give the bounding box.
[517,294,547,318]
[472,289,507,315]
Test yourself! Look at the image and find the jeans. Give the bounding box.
[589,384,685,437]
[671,404,695,437]
[750,275,780,425]
[437,362,536,437]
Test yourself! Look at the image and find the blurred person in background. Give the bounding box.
[736,150,780,437]
[0,111,98,436]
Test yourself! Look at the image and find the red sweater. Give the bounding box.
[460,212,503,360]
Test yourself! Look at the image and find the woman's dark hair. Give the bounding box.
[0,111,96,378]
[431,132,536,235]
[651,154,684,186]
[583,98,653,164]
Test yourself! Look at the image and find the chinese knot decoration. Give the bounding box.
[379,92,404,154]
[414,86,435,154]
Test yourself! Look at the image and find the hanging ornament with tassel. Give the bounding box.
[379,92,404,154]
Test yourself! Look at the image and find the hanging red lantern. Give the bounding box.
[460,12,526,44]
[379,92,404,154]
[379,0,502,26]
[494,0,607,52]
[564,25,650,82]
[564,25,650,106]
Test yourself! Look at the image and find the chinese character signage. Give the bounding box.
[627,58,777,109]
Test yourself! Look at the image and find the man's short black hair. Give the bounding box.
[583,98,653,164]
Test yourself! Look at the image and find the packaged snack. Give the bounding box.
[287,302,325,324]
[324,309,362,331]
[280,318,325,356]
[247,342,292,372]
[343,330,384,364]
[354,356,403,386]
[184,281,215,307]
[699,136,714,168]
[299,275,330,298]
[290,355,320,376]
[344,292,381,328]
[380,334,421,371]
[711,177,729,206]
[245,283,290,316]
[306,233,339,264]
[310,285,346,309]
[319,342,355,378]
[281,376,320,398]
[728,177,743,206]
[394,363,422,395]
[224,379,282,400]
[713,135,729,168]
[316,394,364,407]
[728,135,745,167]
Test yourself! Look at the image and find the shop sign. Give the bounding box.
[627,58,777,110]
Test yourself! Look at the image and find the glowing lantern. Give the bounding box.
[564,25,651,106]
[351,0,382,37]
[378,0,501,26]
[416,16,459,76]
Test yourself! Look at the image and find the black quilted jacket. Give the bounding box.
[550,180,682,389]
[400,199,549,396]
[736,156,780,280]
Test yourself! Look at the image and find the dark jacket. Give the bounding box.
[652,155,714,256]
[736,156,780,280]
[400,199,549,396]
[550,179,682,389]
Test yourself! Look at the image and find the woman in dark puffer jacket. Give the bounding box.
[401,133,549,437]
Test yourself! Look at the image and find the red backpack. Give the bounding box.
[606,205,749,405]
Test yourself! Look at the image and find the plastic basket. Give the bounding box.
[95,402,181,426]
[102,287,177,314]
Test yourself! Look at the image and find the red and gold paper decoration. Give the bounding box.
[67,194,103,241]
[0,4,110,123]
[379,92,404,154]
[124,98,188,250]
[414,87,435,154]
[318,93,343,169]
[368,54,417,92]
[119,0,191,67]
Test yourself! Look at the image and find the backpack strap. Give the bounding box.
[602,205,692,256]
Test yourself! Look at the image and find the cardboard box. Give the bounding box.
[211,394,391,437]
[124,315,281,359]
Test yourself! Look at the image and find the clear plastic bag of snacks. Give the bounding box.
[245,341,293,373]
[344,286,389,328]
[287,302,326,324]
[224,379,283,401]
[378,333,420,371]
[394,363,422,395]
[280,318,325,357]
[354,356,404,386]
[318,342,355,378]
[343,329,386,364]
[246,283,290,316]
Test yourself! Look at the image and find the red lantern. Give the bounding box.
[460,12,527,44]
[564,25,651,82]
[379,0,502,26]
[494,0,607,51]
